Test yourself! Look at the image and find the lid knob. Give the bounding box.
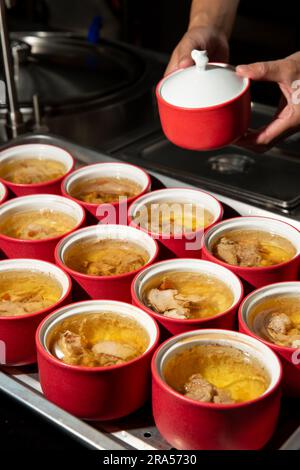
[191,49,209,72]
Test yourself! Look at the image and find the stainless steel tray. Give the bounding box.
[0,133,300,450]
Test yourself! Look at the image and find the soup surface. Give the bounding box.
[213,230,296,268]
[250,295,300,348]
[144,271,234,320]
[70,177,142,204]
[64,238,149,276]
[0,270,62,317]
[0,158,66,184]
[0,209,77,240]
[135,202,214,235]
[164,344,270,404]
[49,312,149,367]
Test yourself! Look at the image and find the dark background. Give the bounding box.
[1,0,300,450]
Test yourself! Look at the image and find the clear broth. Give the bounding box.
[70,177,142,204]
[64,238,149,276]
[0,158,66,184]
[49,312,149,367]
[0,270,62,317]
[164,344,270,404]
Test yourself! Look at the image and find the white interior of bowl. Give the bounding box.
[0,194,84,225]
[39,300,158,354]
[160,64,249,109]
[155,329,281,395]
[133,258,242,307]
[0,144,73,177]
[129,188,222,223]
[0,258,70,298]
[63,162,150,197]
[58,224,157,265]
[205,217,300,257]
[240,282,300,331]
[0,182,6,201]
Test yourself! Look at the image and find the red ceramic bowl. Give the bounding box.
[128,188,223,259]
[62,162,151,224]
[152,329,282,450]
[0,194,85,262]
[0,258,72,366]
[156,64,251,151]
[202,216,300,291]
[0,143,75,196]
[0,182,8,205]
[55,224,159,303]
[132,258,244,338]
[239,282,300,397]
[36,300,160,420]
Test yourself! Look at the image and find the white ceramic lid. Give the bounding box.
[160,50,249,109]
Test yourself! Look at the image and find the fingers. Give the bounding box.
[238,106,299,151]
[236,59,297,83]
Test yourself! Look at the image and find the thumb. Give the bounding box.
[236,60,289,83]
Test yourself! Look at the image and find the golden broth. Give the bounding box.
[48,312,149,367]
[164,344,270,404]
[70,177,142,204]
[136,202,214,234]
[64,238,149,276]
[213,229,296,268]
[0,270,62,317]
[144,271,234,320]
[249,295,300,348]
[0,158,66,184]
[0,209,77,240]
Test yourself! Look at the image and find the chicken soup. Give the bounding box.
[135,202,214,235]
[64,238,149,276]
[0,158,67,184]
[164,344,270,404]
[70,177,142,204]
[0,209,77,240]
[144,271,234,320]
[0,270,62,317]
[48,312,149,367]
[213,230,296,268]
[249,295,300,348]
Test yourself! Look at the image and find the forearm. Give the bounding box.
[188,0,239,37]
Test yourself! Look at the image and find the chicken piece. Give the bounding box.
[92,341,137,361]
[267,313,292,337]
[19,223,52,240]
[0,301,27,317]
[184,373,234,404]
[236,242,262,267]
[147,289,189,313]
[213,389,234,404]
[57,330,85,361]
[184,374,215,402]
[215,237,238,266]
[147,288,203,319]
[163,307,190,319]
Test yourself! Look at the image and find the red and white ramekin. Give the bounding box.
[55,224,159,303]
[132,258,243,338]
[0,194,85,262]
[0,182,8,205]
[202,216,300,291]
[156,64,251,151]
[152,329,282,450]
[36,300,160,420]
[128,188,223,259]
[239,281,300,397]
[0,143,75,196]
[62,162,151,224]
[0,258,72,366]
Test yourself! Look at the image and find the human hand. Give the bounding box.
[165,26,229,76]
[236,52,300,151]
